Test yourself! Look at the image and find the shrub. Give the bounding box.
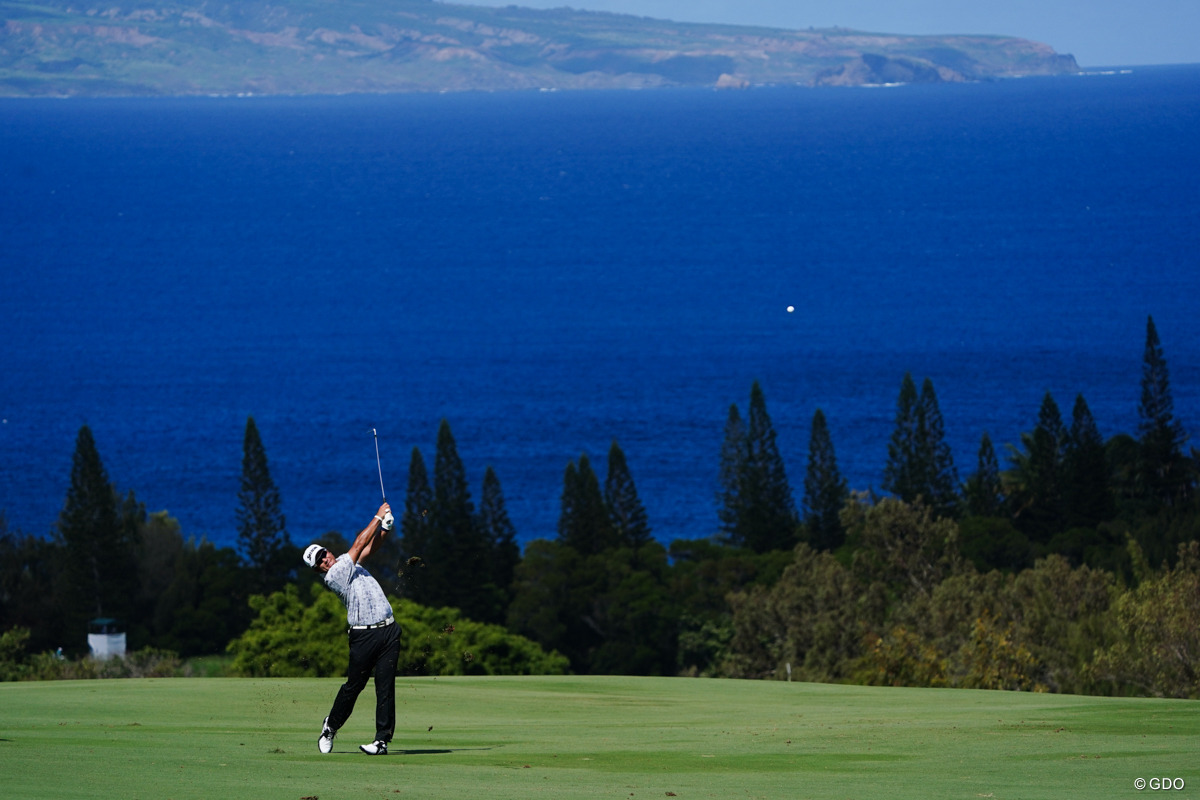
[1091,541,1200,698]
[0,627,32,681]
[226,584,569,678]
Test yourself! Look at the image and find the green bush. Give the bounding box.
[395,599,569,676]
[1092,541,1200,698]
[0,627,32,680]
[226,584,569,678]
[857,625,948,688]
[724,543,873,681]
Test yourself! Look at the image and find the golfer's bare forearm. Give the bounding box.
[348,503,391,563]
[347,520,381,563]
[359,522,386,562]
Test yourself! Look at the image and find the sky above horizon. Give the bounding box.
[458,0,1198,67]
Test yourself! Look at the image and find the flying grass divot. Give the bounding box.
[1,676,1196,800]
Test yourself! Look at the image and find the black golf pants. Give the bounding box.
[328,622,402,743]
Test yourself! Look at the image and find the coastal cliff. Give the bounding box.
[0,0,1080,96]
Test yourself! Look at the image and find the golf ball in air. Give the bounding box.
[786,305,795,313]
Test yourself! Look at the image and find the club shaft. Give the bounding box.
[373,428,386,501]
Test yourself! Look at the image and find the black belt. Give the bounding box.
[349,617,394,631]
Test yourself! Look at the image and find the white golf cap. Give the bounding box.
[303,543,328,568]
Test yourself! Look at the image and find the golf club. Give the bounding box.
[372,427,386,501]
[372,428,394,530]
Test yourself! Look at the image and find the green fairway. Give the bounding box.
[1,676,1195,799]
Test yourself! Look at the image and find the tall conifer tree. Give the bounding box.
[1136,315,1190,507]
[58,425,137,631]
[884,374,958,517]
[431,419,490,618]
[558,453,617,556]
[716,383,797,552]
[400,446,434,603]
[558,460,579,544]
[716,403,748,542]
[883,372,921,503]
[604,440,652,551]
[740,381,798,552]
[1010,392,1068,541]
[434,420,475,530]
[917,377,959,517]
[479,464,520,616]
[1064,394,1114,528]
[964,432,1003,517]
[402,447,433,552]
[802,408,848,551]
[236,416,292,594]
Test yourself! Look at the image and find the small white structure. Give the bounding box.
[87,618,126,659]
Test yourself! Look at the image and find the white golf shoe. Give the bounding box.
[318,716,336,754]
[360,740,388,756]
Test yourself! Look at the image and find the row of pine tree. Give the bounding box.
[2,316,1196,683]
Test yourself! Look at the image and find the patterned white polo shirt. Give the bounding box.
[324,554,394,628]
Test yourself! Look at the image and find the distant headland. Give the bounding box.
[0,0,1080,97]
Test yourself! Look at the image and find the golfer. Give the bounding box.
[303,502,400,756]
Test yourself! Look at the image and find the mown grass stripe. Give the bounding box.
[1,676,1195,800]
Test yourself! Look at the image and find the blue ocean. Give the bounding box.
[2,66,1198,549]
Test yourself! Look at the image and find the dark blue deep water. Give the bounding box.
[3,66,1199,549]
